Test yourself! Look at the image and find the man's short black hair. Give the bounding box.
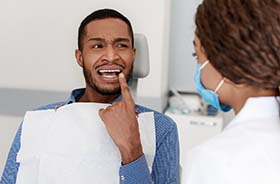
[78,8,134,50]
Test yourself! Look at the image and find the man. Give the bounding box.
[1,9,179,184]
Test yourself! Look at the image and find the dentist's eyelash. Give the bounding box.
[192,52,197,57]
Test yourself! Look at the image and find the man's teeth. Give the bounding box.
[99,69,121,73]
[104,75,116,78]
[98,69,121,79]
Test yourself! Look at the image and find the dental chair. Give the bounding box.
[129,33,150,98]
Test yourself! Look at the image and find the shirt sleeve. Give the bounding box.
[0,124,22,184]
[119,155,152,184]
[151,123,180,184]
[119,112,180,184]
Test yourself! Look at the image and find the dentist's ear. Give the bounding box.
[75,49,84,67]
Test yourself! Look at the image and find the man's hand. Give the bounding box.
[99,73,143,164]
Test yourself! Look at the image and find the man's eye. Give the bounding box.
[116,44,128,48]
[92,44,103,49]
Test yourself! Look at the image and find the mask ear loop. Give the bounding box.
[200,60,209,70]
[200,60,224,93]
[214,78,225,93]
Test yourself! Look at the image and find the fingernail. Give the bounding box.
[119,73,125,78]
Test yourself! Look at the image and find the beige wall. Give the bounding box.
[0,0,171,111]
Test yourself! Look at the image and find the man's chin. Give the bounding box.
[95,87,121,96]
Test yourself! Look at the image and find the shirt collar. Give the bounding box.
[65,88,123,104]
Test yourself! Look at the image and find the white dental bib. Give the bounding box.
[16,103,156,184]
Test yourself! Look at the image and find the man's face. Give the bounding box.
[76,18,135,95]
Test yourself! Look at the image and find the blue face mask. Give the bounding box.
[194,60,232,112]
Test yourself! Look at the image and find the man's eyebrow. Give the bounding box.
[87,37,130,42]
[114,38,130,42]
[87,37,105,42]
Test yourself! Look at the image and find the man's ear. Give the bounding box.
[75,49,84,67]
[132,48,136,62]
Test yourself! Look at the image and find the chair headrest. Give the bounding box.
[132,33,150,79]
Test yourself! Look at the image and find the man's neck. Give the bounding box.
[78,87,119,103]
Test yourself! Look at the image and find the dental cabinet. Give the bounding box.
[164,111,223,168]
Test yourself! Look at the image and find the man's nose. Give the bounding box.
[104,45,119,62]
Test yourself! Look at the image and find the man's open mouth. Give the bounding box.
[97,69,122,78]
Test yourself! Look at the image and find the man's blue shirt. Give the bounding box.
[1,88,179,184]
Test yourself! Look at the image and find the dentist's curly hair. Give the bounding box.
[195,0,280,90]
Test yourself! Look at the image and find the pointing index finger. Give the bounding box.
[119,73,135,106]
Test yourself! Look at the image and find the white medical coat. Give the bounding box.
[182,97,280,184]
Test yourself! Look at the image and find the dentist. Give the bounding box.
[183,0,280,183]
